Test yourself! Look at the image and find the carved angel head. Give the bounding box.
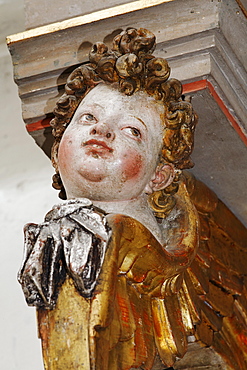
[50,28,197,216]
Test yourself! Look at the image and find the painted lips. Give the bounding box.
[83,139,113,154]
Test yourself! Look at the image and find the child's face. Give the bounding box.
[57,84,164,201]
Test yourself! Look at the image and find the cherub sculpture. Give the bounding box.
[18,28,247,370]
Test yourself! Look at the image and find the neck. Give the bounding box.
[93,194,163,244]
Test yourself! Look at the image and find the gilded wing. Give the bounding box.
[89,178,200,370]
[94,172,247,370]
[181,171,247,369]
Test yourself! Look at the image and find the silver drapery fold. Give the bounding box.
[18,199,111,309]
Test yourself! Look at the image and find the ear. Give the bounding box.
[145,163,175,194]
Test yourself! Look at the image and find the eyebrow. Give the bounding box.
[75,103,103,120]
[93,103,104,110]
[132,116,147,130]
[79,102,104,111]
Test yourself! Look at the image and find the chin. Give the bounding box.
[78,168,107,183]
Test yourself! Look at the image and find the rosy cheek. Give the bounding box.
[121,149,144,181]
[58,136,73,174]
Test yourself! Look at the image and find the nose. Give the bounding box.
[90,122,115,140]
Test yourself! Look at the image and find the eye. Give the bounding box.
[78,113,97,124]
[123,127,141,139]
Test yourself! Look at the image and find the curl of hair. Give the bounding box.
[112,28,155,55]
[145,58,170,94]
[50,28,197,217]
[116,54,142,77]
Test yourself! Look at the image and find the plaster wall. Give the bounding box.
[0,0,57,368]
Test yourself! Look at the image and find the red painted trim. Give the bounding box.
[26,117,51,132]
[26,79,247,146]
[183,80,247,146]
[182,79,207,94]
[206,80,247,146]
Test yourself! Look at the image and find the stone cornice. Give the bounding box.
[7,0,246,136]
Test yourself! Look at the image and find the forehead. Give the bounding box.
[77,83,165,127]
